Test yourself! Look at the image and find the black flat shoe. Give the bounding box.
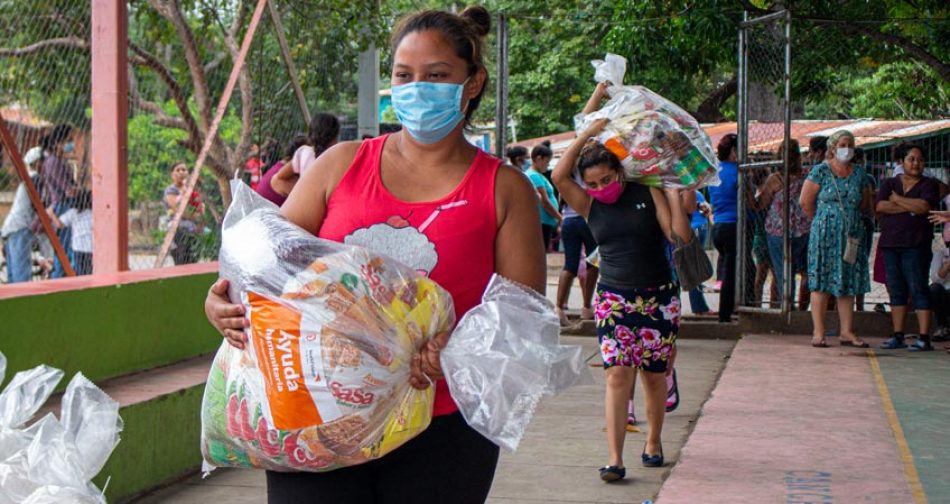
[599,465,625,482]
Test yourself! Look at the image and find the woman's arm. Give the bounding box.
[495,166,548,293]
[582,81,610,115]
[536,186,562,221]
[651,187,692,244]
[681,190,698,215]
[551,119,609,219]
[888,193,931,215]
[757,173,782,211]
[799,180,820,220]
[270,161,299,197]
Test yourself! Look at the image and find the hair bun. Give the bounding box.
[460,5,491,37]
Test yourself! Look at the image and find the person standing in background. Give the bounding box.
[876,143,940,351]
[526,142,562,252]
[39,124,78,278]
[2,147,44,283]
[928,241,950,341]
[163,162,206,265]
[256,135,309,207]
[800,130,872,348]
[708,134,739,323]
[758,140,810,310]
[505,146,528,171]
[682,189,714,316]
[53,189,93,276]
[269,113,341,193]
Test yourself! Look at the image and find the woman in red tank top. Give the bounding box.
[205,7,545,504]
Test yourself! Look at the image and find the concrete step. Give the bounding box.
[35,354,214,503]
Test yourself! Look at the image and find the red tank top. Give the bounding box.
[319,134,500,416]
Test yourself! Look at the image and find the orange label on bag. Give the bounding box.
[248,291,323,430]
[604,137,630,160]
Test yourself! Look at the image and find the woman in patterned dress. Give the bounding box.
[800,130,873,347]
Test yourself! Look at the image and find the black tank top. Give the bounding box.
[588,183,672,289]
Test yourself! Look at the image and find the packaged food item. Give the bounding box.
[575,53,720,190]
[201,183,455,473]
[202,183,592,473]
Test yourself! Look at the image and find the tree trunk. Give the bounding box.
[216,174,234,211]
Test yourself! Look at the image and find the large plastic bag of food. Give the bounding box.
[442,275,593,451]
[201,182,455,473]
[0,373,120,504]
[575,53,720,190]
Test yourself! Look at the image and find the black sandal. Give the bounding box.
[599,465,626,482]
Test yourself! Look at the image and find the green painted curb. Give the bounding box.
[0,273,220,390]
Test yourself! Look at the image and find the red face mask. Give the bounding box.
[587,180,623,204]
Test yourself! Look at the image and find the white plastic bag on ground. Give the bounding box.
[576,53,720,190]
[60,373,123,480]
[0,364,64,464]
[441,275,593,451]
[0,366,120,504]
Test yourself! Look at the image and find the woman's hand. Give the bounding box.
[204,279,249,350]
[582,82,612,115]
[580,118,610,140]
[592,81,610,101]
[409,331,450,390]
[929,210,950,224]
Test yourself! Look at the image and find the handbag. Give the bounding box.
[672,232,713,291]
[829,166,860,265]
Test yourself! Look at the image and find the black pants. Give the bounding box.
[541,223,556,252]
[931,283,950,328]
[713,222,737,322]
[266,412,500,504]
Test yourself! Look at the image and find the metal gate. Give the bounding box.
[737,10,794,318]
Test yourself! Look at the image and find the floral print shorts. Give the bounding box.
[594,282,679,372]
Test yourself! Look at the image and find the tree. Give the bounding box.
[0,0,381,206]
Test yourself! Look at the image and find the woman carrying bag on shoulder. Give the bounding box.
[552,82,692,483]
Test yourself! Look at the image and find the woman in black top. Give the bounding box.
[552,83,692,483]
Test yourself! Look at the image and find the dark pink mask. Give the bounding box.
[587,180,623,204]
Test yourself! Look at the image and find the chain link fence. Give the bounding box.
[0,0,372,281]
[738,12,950,314]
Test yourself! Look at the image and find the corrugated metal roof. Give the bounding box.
[513,119,950,157]
[0,105,51,129]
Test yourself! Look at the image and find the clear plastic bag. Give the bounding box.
[576,53,720,190]
[202,182,455,473]
[0,363,65,465]
[0,367,119,504]
[441,276,593,451]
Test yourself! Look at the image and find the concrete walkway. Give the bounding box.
[657,334,946,504]
[132,337,738,504]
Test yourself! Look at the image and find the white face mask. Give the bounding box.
[836,147,853,163]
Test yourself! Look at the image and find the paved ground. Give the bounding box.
[657,333,948,504]
[132,337,737,504]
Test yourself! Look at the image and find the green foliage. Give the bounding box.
[127,100,242,205]
[805,61,950,119]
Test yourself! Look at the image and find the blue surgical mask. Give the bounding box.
[391,79,469,144]
[63,142,75,153]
